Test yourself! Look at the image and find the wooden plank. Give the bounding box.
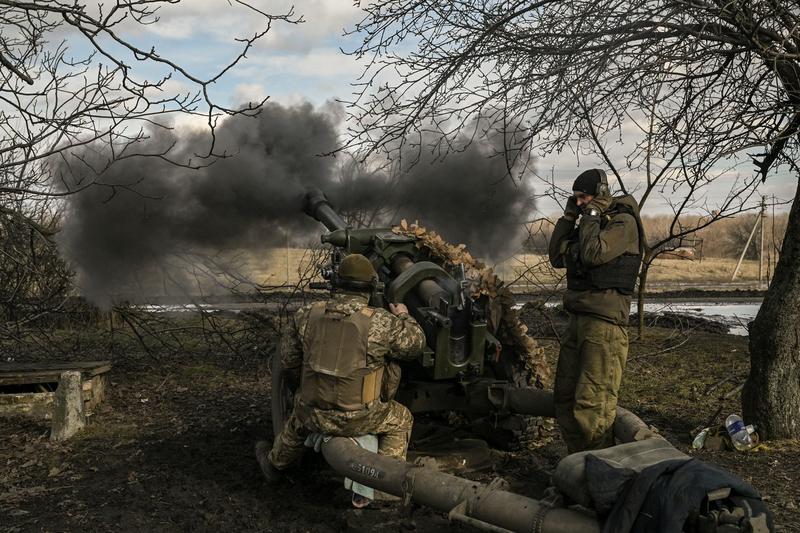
[0,361,111,372]
[0,391,55,419]
[0,361,111,385]
[1,370,109,422]
[0,373,66,386]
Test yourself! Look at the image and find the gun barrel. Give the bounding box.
[304,189,348,231]
[390,255,450,308]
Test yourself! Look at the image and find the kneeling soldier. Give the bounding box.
[255,253,426,491]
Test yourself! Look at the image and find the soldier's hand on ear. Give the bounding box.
[586,189,612,215]
[563,196,580,221]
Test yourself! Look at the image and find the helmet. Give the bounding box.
[338,254,377,284]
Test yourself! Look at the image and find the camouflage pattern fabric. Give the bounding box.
[269,291,425,470]
[269,397,414,469]
[381,361,402,401]
[554,314,628,453]
[280,292,426,372]
[392,220,550,387]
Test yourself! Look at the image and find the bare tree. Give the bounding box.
[560,75,768,338]
[2,1,299,187]
[343,0,800,438]
[0,1,299,330]
[0,202,70,324]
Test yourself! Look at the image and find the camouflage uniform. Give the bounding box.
[549,195,642,453]
[269,292,426,469]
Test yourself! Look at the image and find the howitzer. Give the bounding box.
[272,189,533,447]
[304,188,495,380]
[272,192,775,531]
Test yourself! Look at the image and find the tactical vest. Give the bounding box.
[300,301,384,411]
[565,204,643,296]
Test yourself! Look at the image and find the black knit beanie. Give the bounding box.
[572,169,605,195]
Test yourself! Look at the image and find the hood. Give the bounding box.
[611,194,646,251]
[610,194,641,218]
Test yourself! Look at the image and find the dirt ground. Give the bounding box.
[1,316,799,532]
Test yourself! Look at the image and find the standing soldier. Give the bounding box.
[255,253,426,498]
[548,169,643,453]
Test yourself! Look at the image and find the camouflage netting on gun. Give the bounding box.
[392,220,551,388]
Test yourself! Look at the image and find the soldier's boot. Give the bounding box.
[255,441,283,483]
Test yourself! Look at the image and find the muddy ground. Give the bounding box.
[1,311,799,532]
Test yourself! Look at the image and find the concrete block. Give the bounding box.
[50,371,86,442]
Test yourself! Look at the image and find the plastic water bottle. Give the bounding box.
[725,414,755,451]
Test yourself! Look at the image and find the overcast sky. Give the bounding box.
[82,0,795,218]
[119,1,366,110]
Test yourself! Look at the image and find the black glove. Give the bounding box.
[585,188,612,216]
[563,196,580,221]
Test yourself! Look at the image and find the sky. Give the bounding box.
[115,1,367,112]
[64,0,796,218]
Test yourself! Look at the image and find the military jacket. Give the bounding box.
[281,292,426,408]
[548,195,643,325]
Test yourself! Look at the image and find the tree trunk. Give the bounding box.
[743,177,800,439]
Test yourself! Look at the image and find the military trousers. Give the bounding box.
[554,313,628,454]
[269,397,413,470]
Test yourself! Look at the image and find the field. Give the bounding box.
[1,313,798,532]
[245,248,769,291]
[494,255,768,292]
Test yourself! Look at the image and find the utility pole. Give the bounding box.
[285,230,290,284]
[731,198,766,282]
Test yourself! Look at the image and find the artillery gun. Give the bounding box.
[269,190,774,532]
[272,189,542,446]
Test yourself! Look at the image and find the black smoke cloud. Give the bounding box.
[331,143,534,259]
[56,102,534,304]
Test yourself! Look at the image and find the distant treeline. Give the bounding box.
[524,212,789,260]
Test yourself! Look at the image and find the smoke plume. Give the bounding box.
[56,102,534,304]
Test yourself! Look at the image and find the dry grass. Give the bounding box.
[245,248,321,286]
[493,254,766,284]
[245,248,769,289]
[645,257,764,283]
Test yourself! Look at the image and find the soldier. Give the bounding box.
[548,169,643,453]
[255,253,426,496]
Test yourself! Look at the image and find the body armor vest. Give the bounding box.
[300,302,384,411]
[565,204,643,296]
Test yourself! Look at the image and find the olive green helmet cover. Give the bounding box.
[338,253,377,284]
